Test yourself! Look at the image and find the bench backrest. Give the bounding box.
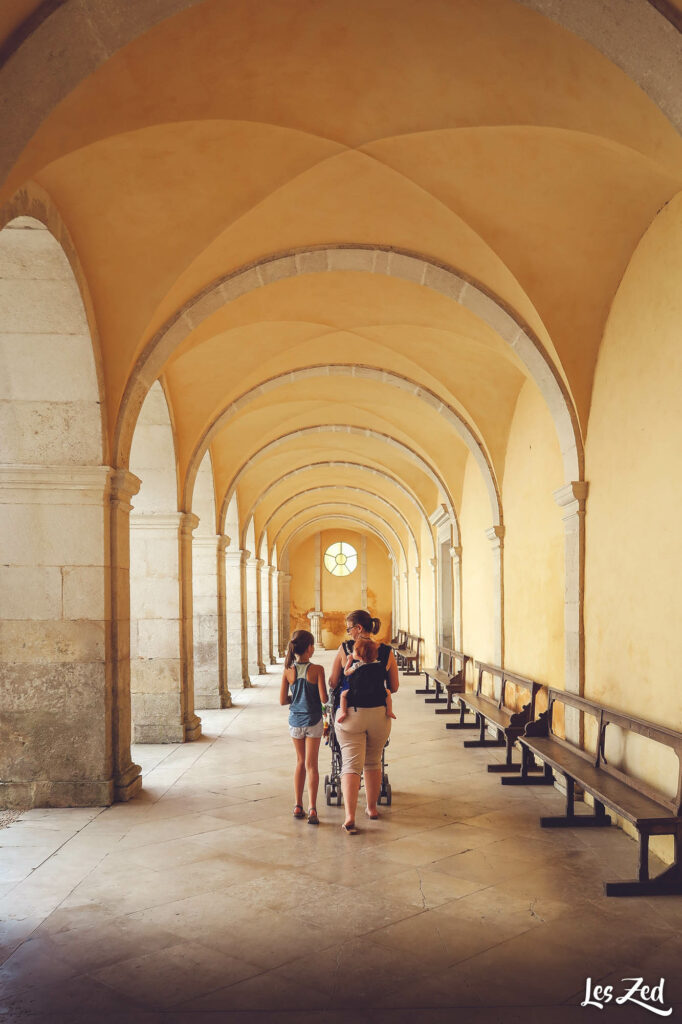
[474,661,539,718]
[543,689,682,815]
[436,646,470,679]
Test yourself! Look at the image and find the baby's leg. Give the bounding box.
[385,691,397,719]
[336,691,348,723]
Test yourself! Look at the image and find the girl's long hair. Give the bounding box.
[285,629,315,669]
[346,609,381,635]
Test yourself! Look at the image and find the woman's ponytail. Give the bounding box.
[371,617,381,635]
[284,640,296,669]
[346,609,381,636]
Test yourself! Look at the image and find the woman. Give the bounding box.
[329,609,399,833]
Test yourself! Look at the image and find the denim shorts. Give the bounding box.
[289,719,324,739]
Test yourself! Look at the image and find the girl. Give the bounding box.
[279,629,328,825]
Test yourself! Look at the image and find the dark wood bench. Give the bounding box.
[448,661,542,773]
[392,629,407,665]
[418,647,470,706]
[398,633,423,675]
[504,689,682,897]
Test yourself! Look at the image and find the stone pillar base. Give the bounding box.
[0,779,115,809]
[184,714,203,742]
[114,762,143,803]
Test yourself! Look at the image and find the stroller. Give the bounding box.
[323,687,392,808]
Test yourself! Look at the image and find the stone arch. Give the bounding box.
[260,486,419,562]
[275,502,408,570]
[1,0,679,197]
[246,461,436,559]
[0,213,114,807]
[185,365,501,526]
[118,245,583,487]
[220,423,458,543]
[282,515,400,572]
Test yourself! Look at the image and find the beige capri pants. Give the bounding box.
[335,706,392,776]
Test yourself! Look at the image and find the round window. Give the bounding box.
[324,541,358,577]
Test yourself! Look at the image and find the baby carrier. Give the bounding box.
[324,639,393,807]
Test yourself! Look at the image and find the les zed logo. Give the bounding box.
[582,977,672,1017]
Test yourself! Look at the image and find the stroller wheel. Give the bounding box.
[385,783,392,805]
[335,792,343,807]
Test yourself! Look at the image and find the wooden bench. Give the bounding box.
[504,689,682,897]
[398,633,423,675]
[418,647,470,706]
[448,661,542,774]
[392,629,407,664]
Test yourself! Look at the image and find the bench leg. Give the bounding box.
[605,833,682,896]
[445,701,477,730]
[463,716,505,748]
[425,680,446,704]
[540,784,612,828]
[415,674,431,695]
[501,749,554,786]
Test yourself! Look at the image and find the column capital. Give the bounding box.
[179,512,200,536]
[282,572,292,583]
[485,525,505,548]
[224,548,248,567]
[429,557,438,570]
[217,533,230,553]
[413,564,421,579]
[449,545,462,561]
[245,555,261,569]
[402,570,409,580]
[553,480,589,521]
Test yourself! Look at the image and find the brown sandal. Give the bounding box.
[308,808,319,825]
[293,804,305,819]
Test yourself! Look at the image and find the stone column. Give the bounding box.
[109,469,143,802]
[485,525,505,666]
[271,568,281,660]
[429,556,438,657]
[130,511,193,743]
[280,572,291,654]
[392,572,400,634]
[179,513,202,741]
[215,535,233,707]
[307,610,325,650]
[259,560,271,671]
[361,535,368,607]
[192,534,222,709]
[0,465,143,807]
[554,481,588,744]
[225,548,250,688]
[450,545,463,651]
[413,564,422,638]
[401,570,409,631]
[314,532,321,612]
[245,555,261,678]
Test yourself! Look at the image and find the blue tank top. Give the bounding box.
[288,662,322,728]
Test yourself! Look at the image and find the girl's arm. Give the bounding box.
[385,650,399,693]
[328,645,345,689]
[316,665,328,705]
[279,668,292,705]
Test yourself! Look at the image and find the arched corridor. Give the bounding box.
[2,659,681,1019]
[1,0,682,1017]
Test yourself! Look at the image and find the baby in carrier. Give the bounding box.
[336,637,396,723]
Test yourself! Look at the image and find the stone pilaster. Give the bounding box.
[392,572,400,634]
[215,535,233,707]
[554,480,588,744]
[225,548,250,688]
[413,564,422,638]
[130,511,187,743]
[485,525,505,665]
[361,535,368,608]
[258,560,271,671]
[280,572,292,654]
[429,556,438,657]
[0,465,142,807]
[450,545,463,651]
[179,513,202,741]
[401,570,410,631]
[268,565,278,663]
[245,555,261,678]
[109,469,143,801]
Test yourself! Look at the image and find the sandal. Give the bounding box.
[293,804,305,819]
[341,822,358,835]
[307,808,319,826]
[365,810,379,820]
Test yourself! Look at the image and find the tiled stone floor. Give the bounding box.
[1,654,681,1023]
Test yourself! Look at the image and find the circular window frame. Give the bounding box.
[324,541,358,577]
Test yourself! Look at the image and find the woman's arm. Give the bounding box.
[316,665,328,705]
[328,645,345,689]
[385,650,399,693]
[279,668,292,705]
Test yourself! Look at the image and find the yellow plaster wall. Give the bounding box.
[585,193,682,863]
[288,529,392,651]
[460,454,495,664]
[502,379,564,692]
